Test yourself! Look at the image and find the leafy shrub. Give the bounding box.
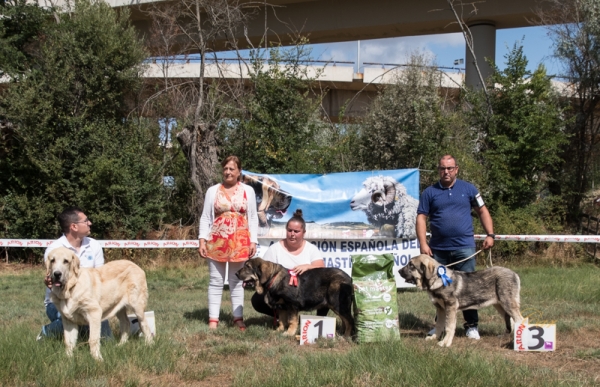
[482,196,571,263]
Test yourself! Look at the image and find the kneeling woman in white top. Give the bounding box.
[251,209,325,316]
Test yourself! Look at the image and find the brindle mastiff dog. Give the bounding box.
[236,258,354,337]
[399,254,523,347]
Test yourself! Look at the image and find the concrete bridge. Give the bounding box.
[49,0,548,89]
[142,60,464,120]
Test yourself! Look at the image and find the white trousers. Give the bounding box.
[207,260,246,320]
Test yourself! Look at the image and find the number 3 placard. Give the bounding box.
[514,318,556,351]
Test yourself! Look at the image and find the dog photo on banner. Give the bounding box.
[244,169,421,288]
[241,169,419,240]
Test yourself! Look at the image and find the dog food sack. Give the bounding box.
[352,253,400,343]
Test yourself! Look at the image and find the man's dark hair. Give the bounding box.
[57,206,84,233]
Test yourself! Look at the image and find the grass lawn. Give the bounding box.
[0,259,599,386]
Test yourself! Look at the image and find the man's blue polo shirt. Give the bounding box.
[417,179,482,250]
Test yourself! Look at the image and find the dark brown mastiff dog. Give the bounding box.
[399,254,523,347]
[236,258,354,337]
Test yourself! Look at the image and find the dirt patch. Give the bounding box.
[434,326,600,384]
[0,262,39,273]
[183,327,599,385]
[509,327,600,384]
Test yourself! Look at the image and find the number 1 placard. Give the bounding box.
[514,318,556,351]
[299,315,336,345]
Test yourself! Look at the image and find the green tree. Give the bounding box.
[220,44,328,174]
[149,0,252,218]
[0,0,47,78]
[358,54,451,178]
[0,0,165,240]
[538,0,600,219]
[473,44,567,209]
[314,121,363,173]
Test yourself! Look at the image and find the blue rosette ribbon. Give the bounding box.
[437,266,453,287]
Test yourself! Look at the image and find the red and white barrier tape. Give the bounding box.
[473,234,600,243]
[0,239,199,248]
[1,235,600,248]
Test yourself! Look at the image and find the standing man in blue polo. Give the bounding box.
[416,154,495,340]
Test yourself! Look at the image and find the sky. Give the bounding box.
[304,25,561,76]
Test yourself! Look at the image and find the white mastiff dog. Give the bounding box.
[45,247,153,360]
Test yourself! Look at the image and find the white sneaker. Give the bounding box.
[465,327,480,340]
[36,329,44,341]
[427,328,436,336]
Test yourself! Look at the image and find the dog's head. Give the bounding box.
[235,258,281,294]
[242,174,292,226]
[398,254,443,291]
[45,247,80,298]
[264,180,293,221]
[350,176,401,211]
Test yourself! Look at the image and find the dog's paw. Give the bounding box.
[437,339,452,348]
[425,335,437,341]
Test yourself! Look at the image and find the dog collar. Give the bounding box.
[267,275,278,290]
[437,266,453,287]
[267,271,285,290]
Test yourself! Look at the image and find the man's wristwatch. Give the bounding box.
[487,234,496,239]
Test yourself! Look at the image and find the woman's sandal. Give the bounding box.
[233,317,246,332]
[208,318,219,330]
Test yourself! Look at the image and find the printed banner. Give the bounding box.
[241,169,420,239]
[256,238,419,288]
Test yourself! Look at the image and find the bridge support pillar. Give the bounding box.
[465,22,496,90]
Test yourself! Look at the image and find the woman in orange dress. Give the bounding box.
[199,156,258,330]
